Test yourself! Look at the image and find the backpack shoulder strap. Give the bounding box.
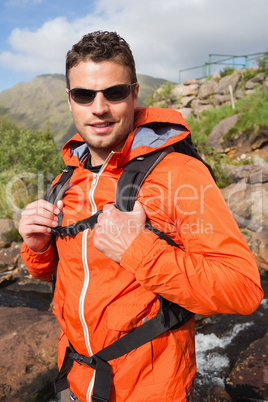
[173,134,216,182]
[44,165,76,205]
[116,134,216,213]
[115,145,174,212]
[44,165,76,228]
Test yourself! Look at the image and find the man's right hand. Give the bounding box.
[19,199,63,252]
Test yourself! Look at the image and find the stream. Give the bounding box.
[193,277,267,400]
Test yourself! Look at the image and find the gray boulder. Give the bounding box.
[226,332,268,401]
[215,73,241,95]
[220,180,268,233]
[198,79,218,99]
[206,114,240,150]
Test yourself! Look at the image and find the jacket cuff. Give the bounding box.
[20,241,57,282]
[21,241,55,261]
[120,229,159,275]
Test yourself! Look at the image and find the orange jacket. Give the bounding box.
[21,107,263,402]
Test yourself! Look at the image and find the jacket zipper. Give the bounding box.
[88,152,114,214]
[80,152,114,401]
[89,173,98,215]
[81,229,95,401]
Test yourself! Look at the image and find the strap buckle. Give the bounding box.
[51,226,65,239]
[69,352,95,368]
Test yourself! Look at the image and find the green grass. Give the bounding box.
[186,103,237,149]
[184,88,268,188]
[224,88,268,141]
[186,88,268,147]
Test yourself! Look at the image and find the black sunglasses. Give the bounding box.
[68,83,137,105]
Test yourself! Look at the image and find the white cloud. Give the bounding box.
[0,0,268,82]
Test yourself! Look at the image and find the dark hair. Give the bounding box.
[66,31,137,88]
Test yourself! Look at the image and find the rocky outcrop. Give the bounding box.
[214,73,241,96]
[153,67,268,121]
[220,159,268,274]
[0,306,60,402]
[217,124,268,161]
[207,386,233,402]
[0,243,58,402]
[206,114,240,151]
[226,331,268,401]
[0,219,16,248]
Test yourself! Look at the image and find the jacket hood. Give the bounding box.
[61,107,191,167]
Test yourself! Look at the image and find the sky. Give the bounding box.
[0,0,267,93]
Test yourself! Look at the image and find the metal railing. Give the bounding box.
[178,52,266,83]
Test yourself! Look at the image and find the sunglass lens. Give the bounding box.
[104,85,131,101]
[71,89,95,104]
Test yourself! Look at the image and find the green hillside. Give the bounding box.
[0,73,166,148]
[137,74,167,105]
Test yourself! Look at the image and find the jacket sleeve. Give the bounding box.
[120,157,263,316]
[20,240,58,282]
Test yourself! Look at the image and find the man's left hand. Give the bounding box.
[93,201,146,263]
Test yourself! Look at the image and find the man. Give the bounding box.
[19,31,263,402]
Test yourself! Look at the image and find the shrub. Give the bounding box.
[257,51,268,72]
[242,69,260,82]
[144,81,175,107]
[0,115,64,218]
[0,117,64,175]
[220,66,235,77]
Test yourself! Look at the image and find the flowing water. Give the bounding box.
[193,282,268,400]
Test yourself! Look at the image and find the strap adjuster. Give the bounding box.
[69,352,95,368]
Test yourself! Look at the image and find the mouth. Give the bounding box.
[89,121,115,134]
[90,121,113,128]
[91,122,113,128]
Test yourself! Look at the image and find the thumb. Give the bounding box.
[132,201,146,220]
[57,200,64,212]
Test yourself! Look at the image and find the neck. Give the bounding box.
[88,136,129,166]
[90,151,109,166]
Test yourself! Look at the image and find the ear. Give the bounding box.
[65,88,72,113]
[133,83,139,108]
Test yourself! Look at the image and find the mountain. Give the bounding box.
[0,73,166,148]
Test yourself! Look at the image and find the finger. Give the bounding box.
[24,199,60,215]
[20,213,58,229]
[23,223,54,234]
[21,206,58,221]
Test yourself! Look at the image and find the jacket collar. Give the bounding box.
[61,107,191,168]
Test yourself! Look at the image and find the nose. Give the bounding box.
[91,92,110,115]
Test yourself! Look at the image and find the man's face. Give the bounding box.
[67,60,139,165]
